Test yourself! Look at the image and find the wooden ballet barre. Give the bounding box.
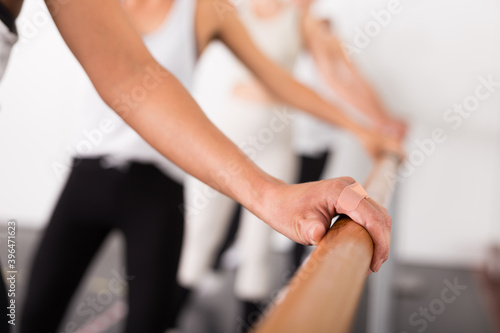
[252,153,401,333]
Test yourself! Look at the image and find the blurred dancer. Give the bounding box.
[179,1,303,327]
[178,0,405,329]
[19,1,196,331]
[291,1,407,270]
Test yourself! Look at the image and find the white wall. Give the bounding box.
[319,0,500,267]
[0,0,88,227]
[1,0,499,268]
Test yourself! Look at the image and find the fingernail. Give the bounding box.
[309,226,319,245]
[374,259,384,272]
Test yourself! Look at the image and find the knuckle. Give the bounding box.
[384,215,393,228]
[294,220,305,244]
[369,209,384,224]
[374,209,387,223]
[329,179,345,192]
[339,176,356,185]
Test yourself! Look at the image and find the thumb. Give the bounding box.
[306,223,327,246]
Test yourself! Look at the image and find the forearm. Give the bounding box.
[260,63,367,135]
[301,13,392,126]
[322,68,389,125]
[46,0,280,218]
[310,41,390,125]
[217,10,367,136]
[110,62,281,212]
[348,66,393,122]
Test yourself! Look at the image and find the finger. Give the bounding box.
[307,222,327,246]
[297,215,330,246]
[366,197,389,217]
[345,198,391,272]
[369,143,381,160]
[365,198,392,267]
[330,179,390,271]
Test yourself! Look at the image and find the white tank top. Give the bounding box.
[72,0,197,183]
[225,1,302,84]
[240,2,301,71]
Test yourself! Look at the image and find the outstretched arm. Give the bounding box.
[301,11,407,140]
[45,0,391,272]
[212,1,398,157]
[47,0,275,215]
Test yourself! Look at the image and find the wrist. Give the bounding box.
[349,122,369,139]
[244,171,285,223]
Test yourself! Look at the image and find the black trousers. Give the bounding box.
[20,158,184,333]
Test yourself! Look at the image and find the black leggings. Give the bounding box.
[20,158,184,333]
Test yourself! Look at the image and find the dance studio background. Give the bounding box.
[0,0,500,331]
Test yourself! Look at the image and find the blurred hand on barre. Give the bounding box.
[379,117,408,142]
[355,126,406,160]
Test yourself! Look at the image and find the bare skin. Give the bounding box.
[233,0,407,140]
[2,0,395,272]
[300,9,407,140]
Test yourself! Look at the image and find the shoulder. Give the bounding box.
[196,0,237,23]
[194,0,239,52]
